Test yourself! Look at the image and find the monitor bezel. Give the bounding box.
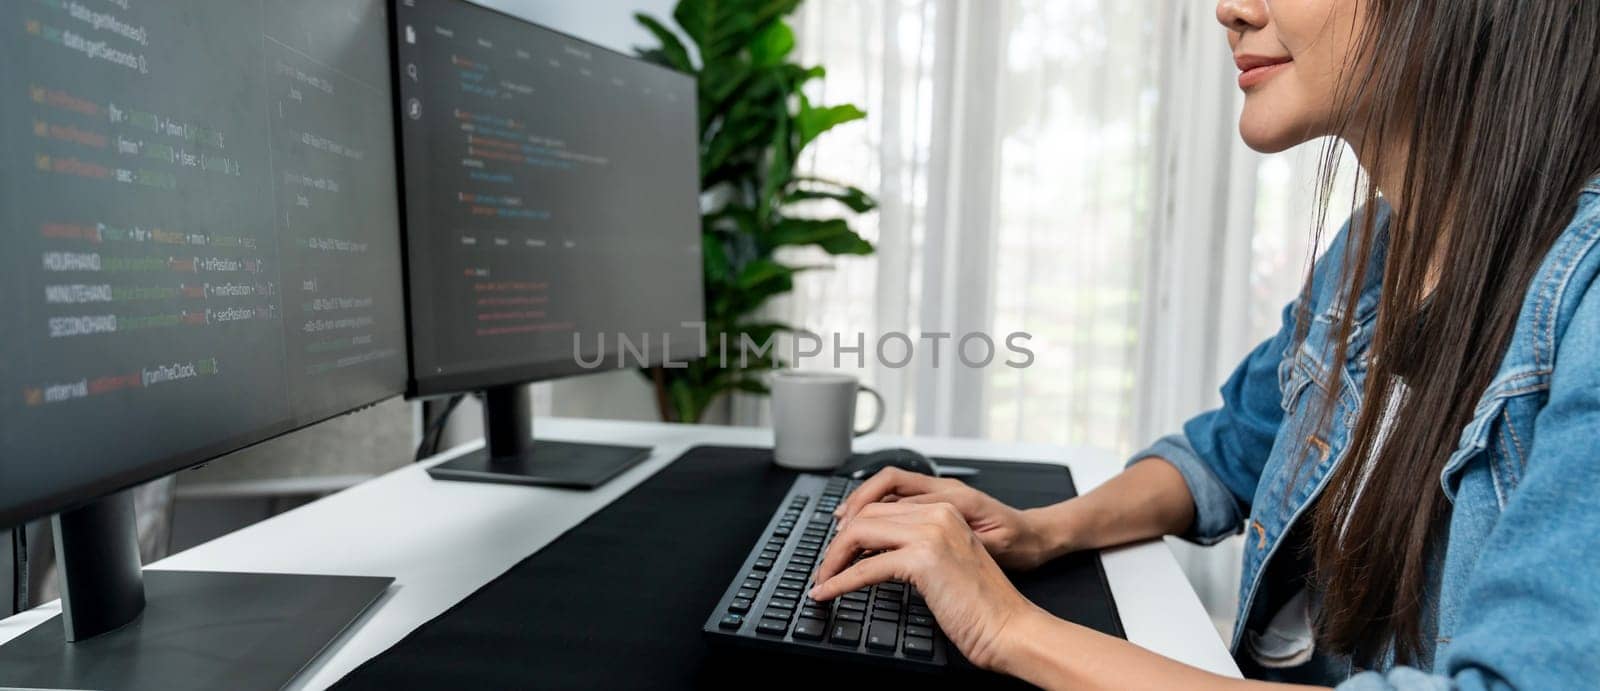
[389,0,707,401]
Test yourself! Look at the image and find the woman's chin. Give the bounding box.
[1236,99,1320,154]
[1237,119,1305,154]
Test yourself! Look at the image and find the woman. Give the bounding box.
[810,0,1600,688]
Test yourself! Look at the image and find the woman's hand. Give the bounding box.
[834,467,1065,570]
[809,501,1047,670]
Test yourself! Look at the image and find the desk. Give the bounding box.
[0,417,1241,687]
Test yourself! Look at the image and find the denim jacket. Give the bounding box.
[1131,178,1600,690]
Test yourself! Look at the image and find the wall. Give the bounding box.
[476,0,679,52]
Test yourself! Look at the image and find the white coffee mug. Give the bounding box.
[770,371,886,471]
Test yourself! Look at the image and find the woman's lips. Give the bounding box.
[1235,55,1292,89]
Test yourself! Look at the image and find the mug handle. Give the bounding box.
[854,385,886,437]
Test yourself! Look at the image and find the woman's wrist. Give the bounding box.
[987,603,1066,681]
[1020,500,1084,564]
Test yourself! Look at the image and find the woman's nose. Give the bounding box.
[1216,0,1268,33]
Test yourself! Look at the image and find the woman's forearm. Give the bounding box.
[1022,457,1196,561]
[993,606,1322,691]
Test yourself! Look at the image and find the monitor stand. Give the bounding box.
[426,384,652,490]
[0,491,391,691]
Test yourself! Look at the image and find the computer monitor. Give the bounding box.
[0,0,406,687]
[392,0,704,489]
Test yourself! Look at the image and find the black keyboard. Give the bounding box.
[702,474,950,667]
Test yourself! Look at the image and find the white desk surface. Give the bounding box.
[0,417,1241,686]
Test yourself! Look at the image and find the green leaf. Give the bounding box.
[748,0,804,33]
[749,21,794,67]
[783,63,826,84]
[669,377,700,423]
[761,99,794,220]
[763,218,874,255]
[701,233,731,285]
[816,229,874,255]
[735,258,795,291]
[786,183,878,213]
[702,60,755,108]
[634,13,695,72]
[672,0,718,50]
[703,108,772,180]
[797,100,866,148]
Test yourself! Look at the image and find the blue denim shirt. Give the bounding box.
[1131,178,1600,689]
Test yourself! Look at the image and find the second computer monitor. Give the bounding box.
[395,0,704,397]
[393,0,704,488]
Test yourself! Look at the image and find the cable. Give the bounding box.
[10,525,27,615]
[415,394,466,461]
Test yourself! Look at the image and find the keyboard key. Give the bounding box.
[903,635,934,658]
[748,570,767,581]
[760,550,779,560]
[870,609,898,622]
[793,618,826,641]
[877,582,905,593]
[905,624,934,638]
[770,597,798,611]
[866,621,898,651]
[728,598,751,613]
[838,600,866,612]
[719,613,744,630]
[773,588,801,601]
[755,558,774,570]
[873,599,902,613]
[741,579,762,591]
[735,588,756,600]
[779,577,807,590]
[841,592,869,603]
[774,527,791,537]
[830,622,862,646]
[908,604,933,617]
[834,610,865,623]
[757,618,789,636]
[906,614,934,627]
[800,606,829,619]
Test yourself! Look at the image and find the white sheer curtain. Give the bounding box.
[779,0,1358,633]
[780,0,1166,448]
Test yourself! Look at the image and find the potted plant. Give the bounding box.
[634,0,878,423]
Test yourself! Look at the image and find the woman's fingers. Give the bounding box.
[895,490,969,510]
[810,551,910,601]
[836,467,945,522]
[851,500,927,522]
[812,514,923,584]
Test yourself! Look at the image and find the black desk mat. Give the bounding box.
[333,446,1123,690]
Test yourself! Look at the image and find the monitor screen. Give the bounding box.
[393,0,704,397]
[0,0,408,527]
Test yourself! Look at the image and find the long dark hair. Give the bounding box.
[1300,0,1600,666]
